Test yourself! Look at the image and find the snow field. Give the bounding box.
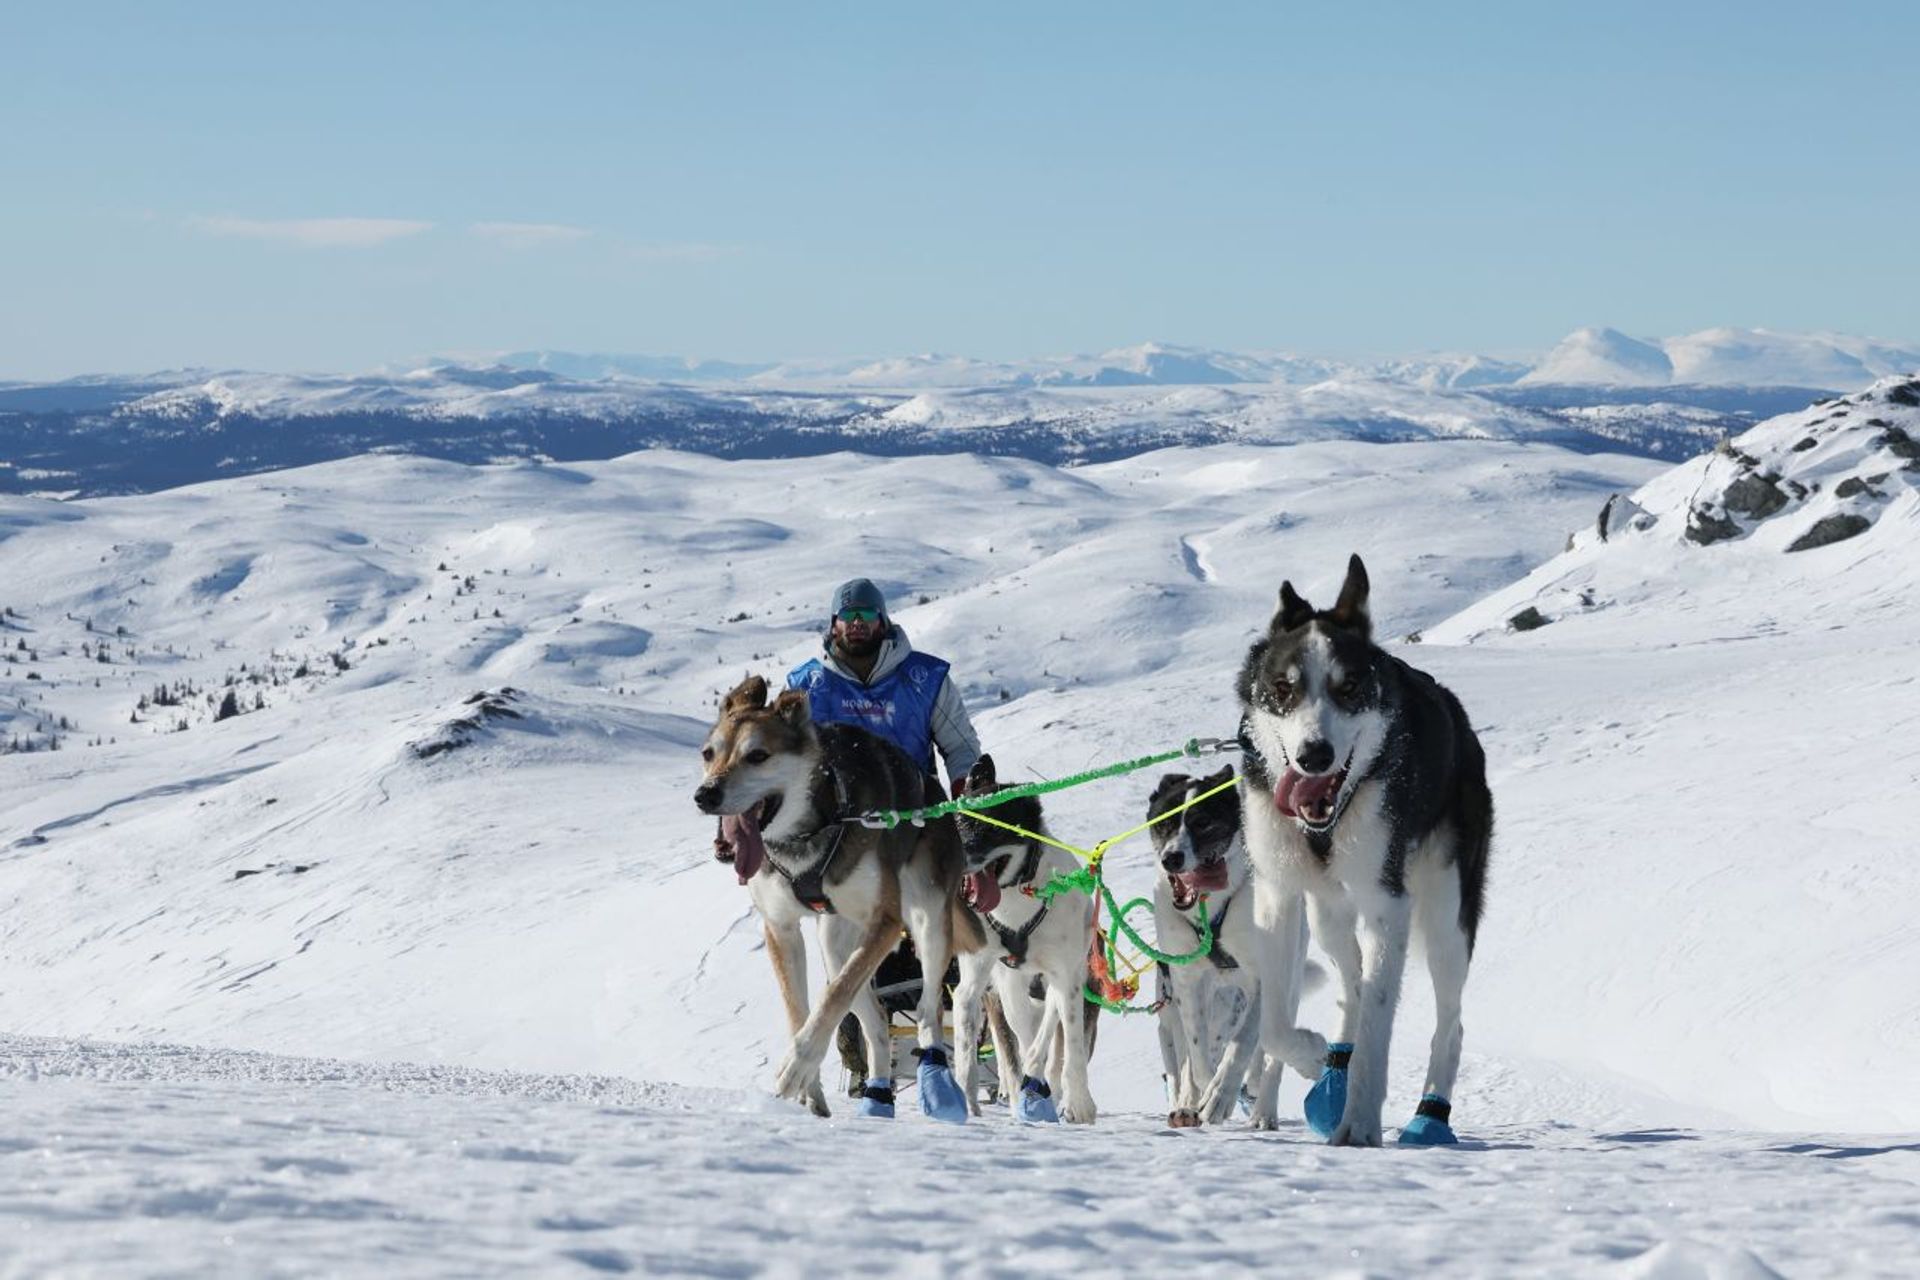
[2,424,1916,1275]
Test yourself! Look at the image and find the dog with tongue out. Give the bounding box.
[1235,554,1494,1149]
[696,674,984,1124]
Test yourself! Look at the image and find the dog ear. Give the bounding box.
[770,689,811,730]
[722,674,768,714]
[1149,772,1190,816]
[1329,554,1371,637]
[1204,763,1236,790]
[965,753,997,793]
[1275,581,1315,631]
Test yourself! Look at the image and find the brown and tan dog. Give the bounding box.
[694,675,981,1118]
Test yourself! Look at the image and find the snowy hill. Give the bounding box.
[0,442,1665,1076]
[1523,325,1920,389]
[1419,377,1920,1134]
[1430,375,1920,639]
[1522,327,1675,386]
[4,422,1919,1272]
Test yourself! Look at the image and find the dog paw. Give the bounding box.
[1013,1076,1060,1124]
[1063,1101,1097,1126]
[1303,1050,1351,1139]
[1167,1108,1202,1129]
[772,1054,824,1110]
[1248,1112,1280,1132]
[1328,1117,1383,1147]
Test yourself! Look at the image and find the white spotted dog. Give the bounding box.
[1237,556,1493,1147]
[948,754,1099,1125]
[695,675,983,1123]
[1150,766,1321,1129]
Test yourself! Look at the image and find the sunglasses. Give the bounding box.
[836,607,881,624]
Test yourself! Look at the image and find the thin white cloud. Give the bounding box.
[470,221,592,248]
[188,215,433,248]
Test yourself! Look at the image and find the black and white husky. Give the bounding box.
[1237,555,1492,1146]
[1150,766,1263,1127]
[1150,767,1322,1129]
[949,755,1099,1124]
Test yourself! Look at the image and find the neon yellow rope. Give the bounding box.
[958,773,1241,1013]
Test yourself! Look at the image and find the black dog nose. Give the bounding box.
[1296,739,1335,773]
[1160,851,1188,873]
[693,782,722,813]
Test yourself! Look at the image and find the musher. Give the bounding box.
[785,577,981,795]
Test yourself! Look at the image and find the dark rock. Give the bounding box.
[1508,606,1551,632]
[1595,493,1652,541]
[1786,480,1809,500]
[1685,507,1742,545]
[1792,437,1818,452]
[1786,513,1872,553]
[1722,473,1788,518]
[1887,383,1920,407]
[1876,426,1918,460]
[1834,477,1875,499]
[412,688,526,759]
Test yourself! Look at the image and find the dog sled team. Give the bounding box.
[695,558,1493,1146]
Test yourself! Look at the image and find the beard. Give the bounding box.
[835,629,884,659]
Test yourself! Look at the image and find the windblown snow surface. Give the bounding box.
[2,394,1918,1275]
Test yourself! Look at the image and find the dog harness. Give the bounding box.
[1204,888,1242,970]
[765,825,847,914]
[976,841,1050,969]
[762,750,867,914]
[1158,881,1242,971]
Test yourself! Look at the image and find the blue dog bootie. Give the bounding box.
[914,1047,969,1125]
[854,1078,896,1119]
[1015,1075,1061,1124]
[1304,1043,1353,1139]
[1398,1093,1459,1146]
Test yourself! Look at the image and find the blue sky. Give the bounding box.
[3,2,1916,378]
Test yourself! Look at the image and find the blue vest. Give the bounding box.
[787,650,949,773]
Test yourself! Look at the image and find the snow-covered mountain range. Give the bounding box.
[497,328,1920,393]
[11,325,1915,500]
[1521,326,1920,389]
[2,369,1917,1274]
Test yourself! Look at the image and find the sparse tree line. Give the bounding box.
[0,600,365,746]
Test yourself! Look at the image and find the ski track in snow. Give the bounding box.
[8,764,277,852]
[2,1035,1916,1279]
